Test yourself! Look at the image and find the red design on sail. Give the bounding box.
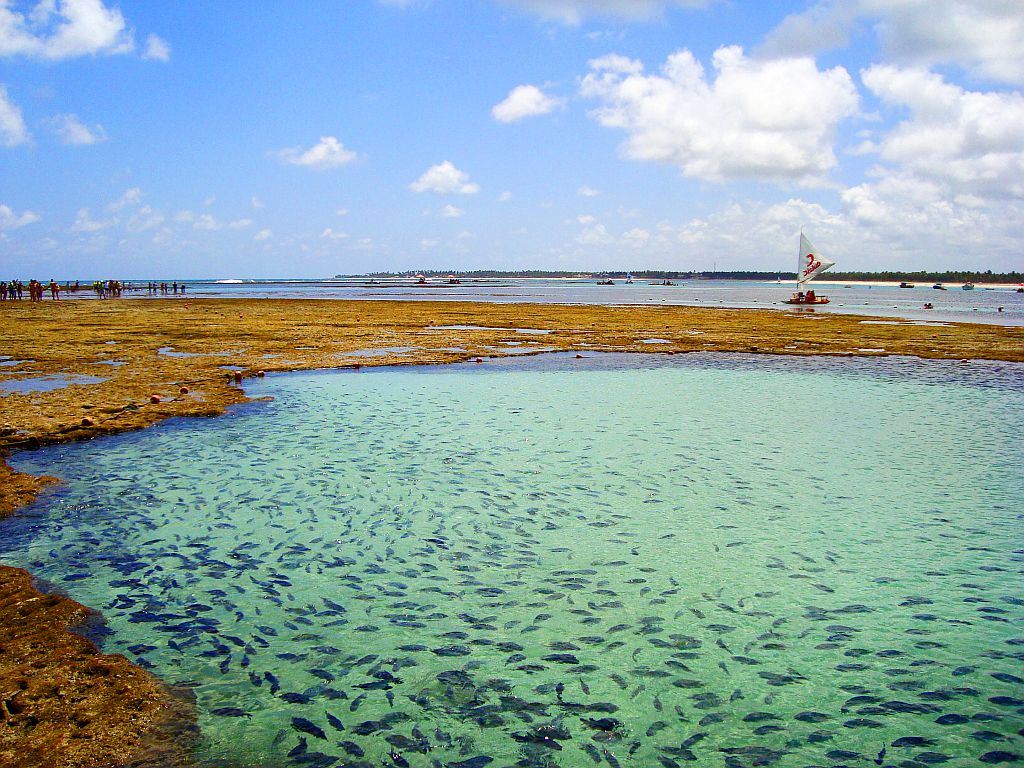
[802,252,821,278]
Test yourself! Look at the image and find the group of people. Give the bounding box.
[92,280,126,298]
[0,280,190,301]
[0,279,62,301]
[147,282,186,295]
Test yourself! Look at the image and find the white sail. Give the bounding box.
[797,233,834,287]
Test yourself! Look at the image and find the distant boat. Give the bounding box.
[785,232,833,305]
[933,283,947,290]
[596,279,614,285]
[961,282,975,290]
[899,282,914,288]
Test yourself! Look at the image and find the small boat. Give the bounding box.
[899,282,914,288]
[961,282,975,290]
[923,303,933,309]
[596,279,614,285]
[1017,286,1023,293]
[933,283,947,290]
[785,232,833,305]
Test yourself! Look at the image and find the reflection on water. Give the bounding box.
[3,354,1023,767]
[0,373,107,394]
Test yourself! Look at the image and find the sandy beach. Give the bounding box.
[1,298,1022,767]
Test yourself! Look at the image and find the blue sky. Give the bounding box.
[1,0,1023,278]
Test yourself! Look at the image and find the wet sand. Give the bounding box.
[0,297,1021,766]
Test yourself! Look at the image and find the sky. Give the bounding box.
[1,0,1023,279]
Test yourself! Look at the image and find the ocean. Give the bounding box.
[3,353,1023,767]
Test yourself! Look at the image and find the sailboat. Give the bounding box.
[785,232,834,305]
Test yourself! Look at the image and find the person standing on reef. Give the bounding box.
[48,279,60,299]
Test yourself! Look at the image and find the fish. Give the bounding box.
[210,707,249,717]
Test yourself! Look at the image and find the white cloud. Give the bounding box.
[502,0,710,25]
[193,213,222,231]
[409,161,480,194]
[125,205,163,232]
[580,46,859,182]
[499,191,512,202]
[0,0,135,60]
[763,0,1024,85]
[441,204,464,217]
[575,221,612,244]
[861,65,1024,200]
[320,227,349,239]
[275,136,358,169]
[254,228,272,241]
[621,227,650,247]
[491,84,564,122]
[0,202,39,229]
[71,207,112,232]
[48,113,106,145]
[228,218,252,229]
[142,33,169,61]
[578,185,600,197]
[251,196,264,209]
[0,83,29,146]
[336,207,349,216]
[107,187,142,211]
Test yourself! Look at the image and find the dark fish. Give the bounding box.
[338,741,364,756]
[979,752,1023,764]
[794,711,830,723]
[325,711,345,731]
[583,718,620,732]
[891,736,936,747]
[210,707,249,717]
[291,716,326,740]
[446,758,494,768]
[543,653,580,664]
[264,671,281,694]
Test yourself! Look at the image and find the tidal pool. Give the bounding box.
[3,353,1022,768]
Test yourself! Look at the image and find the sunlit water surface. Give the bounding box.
[3,354,1023,768]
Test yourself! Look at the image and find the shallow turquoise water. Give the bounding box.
[3,353,1023,768]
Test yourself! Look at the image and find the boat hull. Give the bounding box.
[785,296,830,305]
